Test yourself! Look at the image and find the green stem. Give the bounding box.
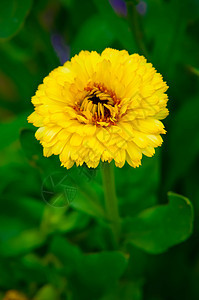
[127,2,149,59]
[101,162,120,247]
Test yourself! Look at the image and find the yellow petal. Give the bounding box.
[133,119,166,134]
[70,133,83,146]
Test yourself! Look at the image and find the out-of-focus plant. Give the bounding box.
[0,0,198,299]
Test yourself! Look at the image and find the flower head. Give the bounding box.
[28,48,168,169]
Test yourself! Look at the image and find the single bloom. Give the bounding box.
[28,48,169,169]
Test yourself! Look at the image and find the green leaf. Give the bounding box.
[0,197,44,231]
[144,0,199,71]
[20,128,61,173]
[71,187,106,219]
[50,236,82,275]
[77,251,128,291]
[0,0,32,39]
[20,254,50,284]
[0,229,45,257]
[71,0,136,55]
[93,0,136,52]
[0,217,27,242]
[123,192,194,254]
[116,154,160,217]
[50,236,128,296]
[165,96,199,190]
[188,66,199,77]
[41,206,90,235]
[100,280,143,300]
[70,251,128,299]
[33,285,59,300]
[64,166,105,219]
[56,211,89,233]
[71,15,115,55]
[20,128,43,161]
[59,0,74,8]
[0,113,31,150]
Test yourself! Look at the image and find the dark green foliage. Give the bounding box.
[123,192,193,254]
[0,0,199,299]
[0,0,32,39]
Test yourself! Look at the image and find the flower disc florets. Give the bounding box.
[75,83,120,126]
[28,48,169,169]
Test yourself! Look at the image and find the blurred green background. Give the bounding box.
[0,0,199,299]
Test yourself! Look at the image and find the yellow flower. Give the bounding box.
[3,290,28,300]
[28,48,168,169]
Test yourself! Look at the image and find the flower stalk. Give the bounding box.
[101,162,120,247]
[126,1,149,59]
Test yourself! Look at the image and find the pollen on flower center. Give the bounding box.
[76,83,120,124]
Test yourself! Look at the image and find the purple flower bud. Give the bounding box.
[109,0,127,17]
[136,1,147,16]
[51,33,70,65]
